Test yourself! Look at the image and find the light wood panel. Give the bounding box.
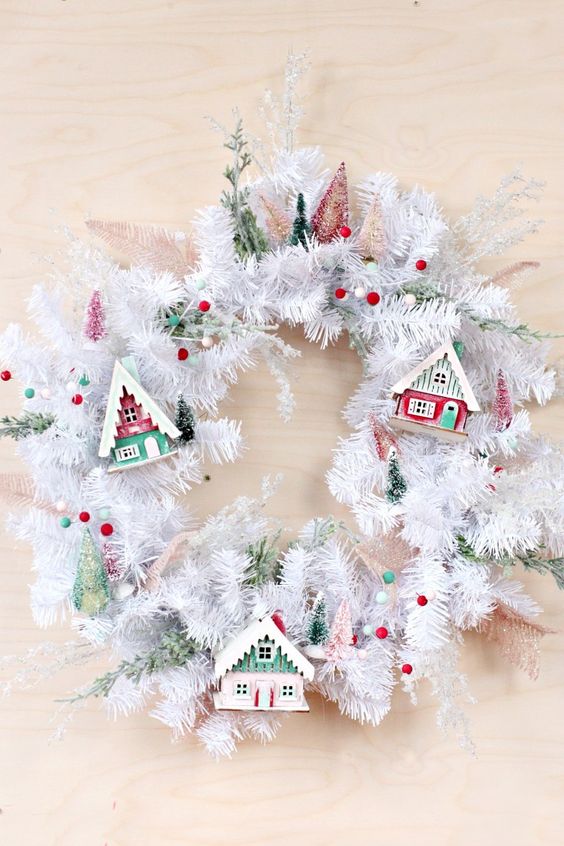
[0,1,563,844]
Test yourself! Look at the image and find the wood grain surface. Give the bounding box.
[1,2,563,844]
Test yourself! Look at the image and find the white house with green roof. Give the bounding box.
[213,616,314,712]
[98,357,181,471]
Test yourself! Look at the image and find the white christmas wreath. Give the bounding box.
[1,56,562,757]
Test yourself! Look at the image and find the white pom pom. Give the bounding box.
[354,287,366,298]
[55,500,67,512]
[201,336,213,349]
[403,293,417,306]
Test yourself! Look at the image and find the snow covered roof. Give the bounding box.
[98,357,181,457]
[390,341,480,412]
[214,617,315,681]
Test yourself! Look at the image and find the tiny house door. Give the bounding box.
[255,681,273,708]
[439,401,458,430]
[144,436,160,458]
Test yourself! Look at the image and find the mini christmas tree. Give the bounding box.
[324,599,353,662]
[310,162,349,243]
[357,196,386,261]
[72,528,110,616]
[83,288,107,343]
[175,394,196,443]
[493,369,513,431]
[368,414,398,461]
[307,592,329,645]
[260,195,292,244]
[386,450,407,503]
[289,193,311,249]
[102,543,122,582]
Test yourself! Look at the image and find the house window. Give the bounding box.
[407,398,436,418]
[257,642,273,661]
[433,371,447,386]
[116,444,140,461]
[123,406,138,423]
[280,684,296,699]
[234,682,250,697]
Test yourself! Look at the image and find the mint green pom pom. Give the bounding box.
[196,279,206,290]
[24,387,35,399]
[365,261,378,271]
[60,516,71,528]
[383,570,395,584]
[168,314,181,327]
[362,624,372,636]
[376,591,389,604]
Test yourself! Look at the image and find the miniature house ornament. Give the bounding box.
[99,356,181,471]
[213,616,314,712]
[389,341,479,441]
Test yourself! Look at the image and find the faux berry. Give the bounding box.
[1,371,11,382]
[100,522,114,537]
[335,288,347,300]
[417,595,428,606]
[177,347,189,361]
[375,626,389,639]
[366,291,380,306]
[79,511,90,523]
[415,259,427,271]
[198,300,211,312]
[340,225,352,238]
[402,663,413,675]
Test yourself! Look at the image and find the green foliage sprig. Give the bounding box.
[245,531,282,586]
[220,118,268,260]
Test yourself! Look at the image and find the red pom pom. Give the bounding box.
[78,511,90,523]
[1,370,11,382]
[494,465,504,475]
[417,595,428,606]
[351,633,358,646]
[71,394,83,405]
[375,626,388,639]
[339,225,352,238]
[415,259,427,271]
[335,287,347,300]
[401,663,413,675]
[100,522,114,537]
[271,611,286,634]
[366,291,380,306]
[198,300,211,312]
[177,347,189,361]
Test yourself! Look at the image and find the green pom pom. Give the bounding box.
[78,375,90,387]
[383,570,395,584]
[168,314,181,327]
[196,279,206,290]
[24,387,35,399]
[60,516,71,528]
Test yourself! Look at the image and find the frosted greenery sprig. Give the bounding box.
[0,411,55,440]
[66,628,200,702]
[456,536,564,589]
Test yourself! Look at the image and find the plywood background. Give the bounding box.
[1,1,563,844]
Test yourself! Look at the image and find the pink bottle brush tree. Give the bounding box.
[83,288,107,343]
